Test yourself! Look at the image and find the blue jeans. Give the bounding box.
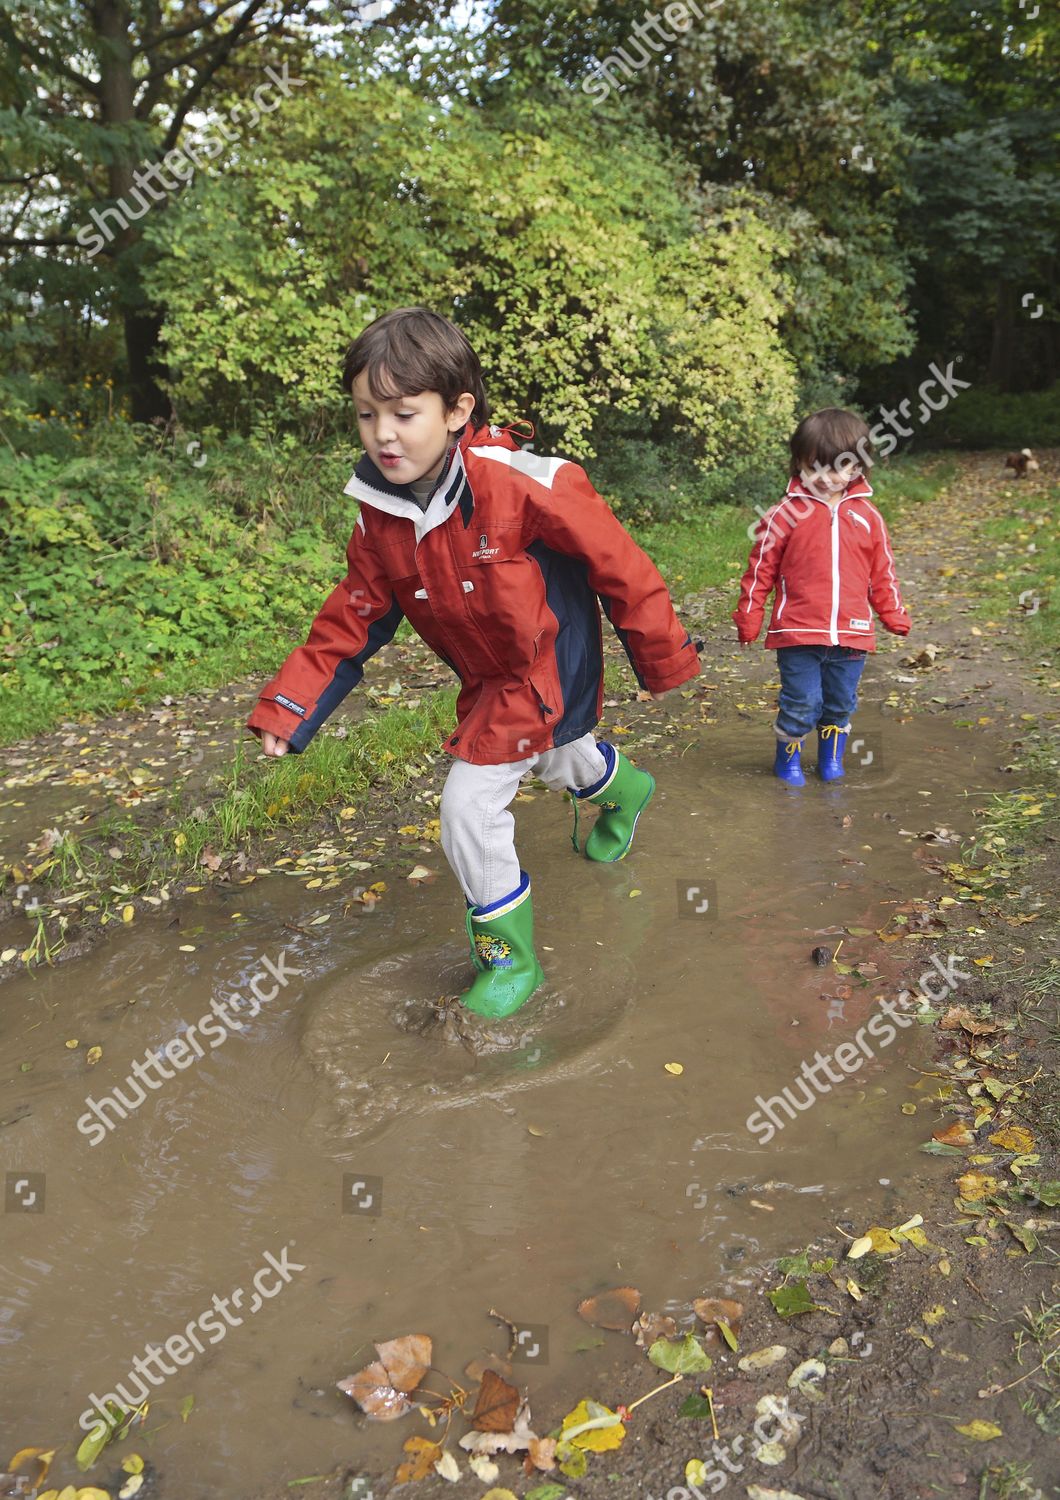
[775,646,867,740]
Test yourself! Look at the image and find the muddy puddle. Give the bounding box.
[1,705,1004,1494]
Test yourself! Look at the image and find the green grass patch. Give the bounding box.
[961,473,1059,656]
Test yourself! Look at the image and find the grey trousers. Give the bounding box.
[440,731,608,907]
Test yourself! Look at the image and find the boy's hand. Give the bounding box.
[261,732,290,757]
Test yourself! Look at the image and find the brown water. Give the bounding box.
[0,707,1001,1493]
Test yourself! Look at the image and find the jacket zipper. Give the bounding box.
[775,576,787,620]
[829,504,841,645]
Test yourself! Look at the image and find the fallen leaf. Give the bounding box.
[989,1124,1035,1153]
[647,1332,713,1373]
[396,1436,443,1482]
[933,1121,975,1147]
[940,1006,998,1036]
[956,1171,1000,1201]
[738,1345,789,1372]
[471,1369,520,1432]
[953,1420,1002,1441]
[577,1286,641,1330]
[632,1311,677,1348]
[664,1061,683,1075]
[692,1297,743,1344]
[559,1398,626,1452]
[337,1333,432,1420]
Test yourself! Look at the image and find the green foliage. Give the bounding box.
[919,383,1060,449]
[143,67,796,461]
[0,422,353,741]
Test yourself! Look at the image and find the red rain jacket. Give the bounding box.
[246,423,700,764]
[733,476,910,650]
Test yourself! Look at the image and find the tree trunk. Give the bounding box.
[92,0,172,423]
[987,280,1017,392]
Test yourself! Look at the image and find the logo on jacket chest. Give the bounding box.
[472,531,500,561]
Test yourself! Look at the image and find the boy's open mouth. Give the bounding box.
[378,450,403,468]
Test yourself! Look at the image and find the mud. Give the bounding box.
[0,705,1005,1495]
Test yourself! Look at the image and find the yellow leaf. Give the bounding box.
[1,948,17,961]
[989,1125,1035,1152]
[481,1491,519,1500]
[846,1278,863,1301]
[901,1102,917,1115]
[77,1489,113,1499]
[972,956,993,967]
[954,1420,1002,1441]
[939,1258,951,1276]
[923,1305,947,1326]
[847,1235,873,1260]
[629,888,642,898]
[120,1456,144,1475]
[561,1399,626,1451]
[664,1062,684,1075]
[957,1171,1000,1200]
[86,1046,102,1066]
[65,1038,79,1049]
[686,1460,709,1487]
[122,904,135,922]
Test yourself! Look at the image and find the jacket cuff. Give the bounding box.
[246,700,308,747]
[639,639,701,692]
[733,609,762,643]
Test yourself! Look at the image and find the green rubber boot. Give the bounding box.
[570,742,656,863]
[462,871,545,1019]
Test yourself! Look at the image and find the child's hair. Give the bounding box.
[789,407,872,479]
[341,307,490,431]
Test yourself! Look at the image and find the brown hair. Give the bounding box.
[789,407,872,479]
[340,307,490,431]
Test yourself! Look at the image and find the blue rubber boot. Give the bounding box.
[774,738,805,786]
[817,724,850,782]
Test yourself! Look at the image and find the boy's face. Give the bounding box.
[352,372,476,485]
[800,458,858,498]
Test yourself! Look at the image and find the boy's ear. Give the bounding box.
[447,390,477,431]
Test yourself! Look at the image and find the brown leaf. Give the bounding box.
[693,1297,744,1339]
[940,1006,998,1036]
[337,1333,432,1420]
[528,1435,558,1471]
[472,1368,521,1432]
[633,1312,678,1348]
[577,1285,641,1331]
[933,1121,976,1147]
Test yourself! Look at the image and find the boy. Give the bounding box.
[733,408,910,786]
[246,307,700,1018]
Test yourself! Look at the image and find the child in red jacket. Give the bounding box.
[247,307,700,1017]
[733,408,910,785]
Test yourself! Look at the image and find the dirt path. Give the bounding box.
[1,452,1057,1500]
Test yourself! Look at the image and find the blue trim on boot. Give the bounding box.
[469,868,531,919]
[571,739,617,799]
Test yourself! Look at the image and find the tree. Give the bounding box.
[0,1,343,420]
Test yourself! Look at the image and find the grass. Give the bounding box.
[962,468,1059,656]
[2,691,458,932]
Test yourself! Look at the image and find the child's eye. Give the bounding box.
[397,412,416,420]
